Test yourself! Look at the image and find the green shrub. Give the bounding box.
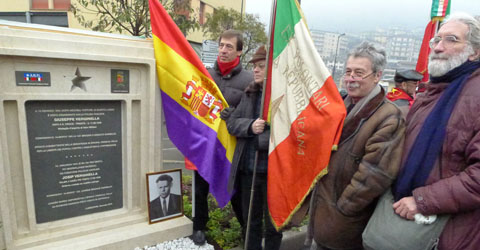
[181,175,308,249]
[205,201,242,249]
[182,175,242,249]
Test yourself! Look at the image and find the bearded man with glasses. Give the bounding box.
[391,12,480,250]
[308,41,406,250]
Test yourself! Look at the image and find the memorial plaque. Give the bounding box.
[25,101,123,223]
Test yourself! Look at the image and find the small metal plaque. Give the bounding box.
[15,71,51,86]
[111,69,130,93]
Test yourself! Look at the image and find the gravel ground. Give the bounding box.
[134,237,214,250]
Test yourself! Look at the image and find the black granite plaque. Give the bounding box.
[111,69,130,93]
[25,101,123,223]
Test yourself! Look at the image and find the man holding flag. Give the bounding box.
[148,0,241,246]
[310,42,405,250]
[227,45,283,250]
[191,29,253,245]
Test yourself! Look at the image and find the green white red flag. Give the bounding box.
[416,0,451,82]
[265,0,346,229]
[431,0,451,20]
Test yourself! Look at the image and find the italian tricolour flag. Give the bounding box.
[431,0,451,20]
[265,0,346,229]
[416,0,451,82]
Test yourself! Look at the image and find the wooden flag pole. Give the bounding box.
[244,0,277,249]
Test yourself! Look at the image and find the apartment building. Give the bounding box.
[0,0,245,51]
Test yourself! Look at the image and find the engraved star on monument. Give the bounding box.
[70,67,91,92]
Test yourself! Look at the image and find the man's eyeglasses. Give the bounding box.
[254,63,266,69]
[429,35,461,49]
[343,71,374,81]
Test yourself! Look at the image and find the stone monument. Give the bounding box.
[0,20,191,249]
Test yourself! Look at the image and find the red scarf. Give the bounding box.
[217,56,240,76]
[386,87,414,107]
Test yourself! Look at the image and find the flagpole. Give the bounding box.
[259,0,277,117]
[244,1,278,249]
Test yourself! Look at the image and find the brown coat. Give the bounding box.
[405,69,480,250]
[312,88,405,250]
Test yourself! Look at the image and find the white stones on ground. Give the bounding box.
[135,237,214,250]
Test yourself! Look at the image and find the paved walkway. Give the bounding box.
[230,225,307,250]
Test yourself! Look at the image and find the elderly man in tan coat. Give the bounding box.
[309,42,405,250]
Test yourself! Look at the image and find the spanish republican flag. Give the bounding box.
[266,0,346,229]
[149,0,236,207]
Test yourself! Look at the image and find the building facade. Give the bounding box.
[0,0,245,46]
[310,29,348,85]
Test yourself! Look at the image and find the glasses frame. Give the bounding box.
[253,62,266,70]
[429,35,461,49]
[343,71,375,81]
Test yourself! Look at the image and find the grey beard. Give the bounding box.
[428,45,474,77]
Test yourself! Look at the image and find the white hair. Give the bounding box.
[443,12,480,51]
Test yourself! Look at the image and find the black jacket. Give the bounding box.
[208,61,253,108]
[149,193,182,220]
[226,82,270,193]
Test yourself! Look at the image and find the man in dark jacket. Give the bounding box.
[386,69,423,117]
[310,42,405,250]
[149,174,182,220]
[191,30,253,245]
[392,13,480,250]
[227,45,283,250]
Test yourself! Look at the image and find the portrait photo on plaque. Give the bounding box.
[146,169,183,224]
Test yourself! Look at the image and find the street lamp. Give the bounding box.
[332,33,346,82]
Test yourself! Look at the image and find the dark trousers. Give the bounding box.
[241,172,283,250]
[192,171,244,230]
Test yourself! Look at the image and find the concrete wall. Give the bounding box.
[1,0,245,43]
[0,21,190,250]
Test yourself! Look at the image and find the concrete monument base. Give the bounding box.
[16,217,191,250]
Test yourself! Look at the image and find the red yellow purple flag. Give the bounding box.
[266,0,346,229]
[148,0,236,207]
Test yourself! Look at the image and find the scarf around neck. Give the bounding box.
[343,84,381,124]
[386,87,413,102]
[217,56,240,76]
[393,60,480,201]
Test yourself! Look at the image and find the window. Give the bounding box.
[31,0,71,10]
[53,0,71,10]
[199,2,205,25]
[32,0,48,9]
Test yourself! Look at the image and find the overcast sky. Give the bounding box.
[246,0,480,33]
